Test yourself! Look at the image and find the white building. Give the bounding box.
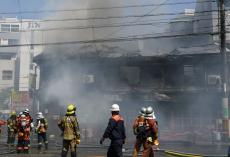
[0,17,43,92]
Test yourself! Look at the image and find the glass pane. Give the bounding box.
[2,70,13,80]
[11,24,19,32]
[1,24,10,32]
[0,39,8,45]
[8,39,18,45]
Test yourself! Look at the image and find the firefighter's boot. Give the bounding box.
[132,148,138,157]
[37,144,42,150]
[71,151,77,157]
[45,141,48,150]
[61,150,68,157]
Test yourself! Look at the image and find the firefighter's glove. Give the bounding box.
[76,139,80,145]
[147,137,153,143]
[100,137,105,145]
[153,139,159,146]
[18,132,24,137]
[133,128,138,135]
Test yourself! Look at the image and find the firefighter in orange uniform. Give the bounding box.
[132,107,147,157]
[142,106,159,157]
[16,113,32,153]
[0,119,6,135]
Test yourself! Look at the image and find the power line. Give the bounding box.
[0,20,224,48]
[0,21,222,49]
[12,17,219,33]
[0,0,216,15]
[0,31,219,48]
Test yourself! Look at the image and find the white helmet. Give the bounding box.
[37,112,42,115]
[37,112,44,119]
[19,112,23,116]
[139,107,147,116]
[110,104,120,111]
[21,114,26,118]
[24,108,29,114]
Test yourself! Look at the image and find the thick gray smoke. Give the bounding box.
[38,0,169,143]
[37,0,221,145]
[41,0,169,55]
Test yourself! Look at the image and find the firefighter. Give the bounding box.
[23,109,33,125]
[23,109,34,148]
[100,104,126,157]
[16,114,31,153]
[35,112,48,150]
[58,104,80,157]
[132,107,147,157]
[142,106,158,157]
[7,111,17,146]
[0,119,6,136]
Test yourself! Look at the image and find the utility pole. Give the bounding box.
[220,0,229,137]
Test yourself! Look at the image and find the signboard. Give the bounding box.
[11,91,31,111]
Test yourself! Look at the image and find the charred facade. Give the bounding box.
[34,49,229,143]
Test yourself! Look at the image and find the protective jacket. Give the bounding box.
[35,118,48,133]
[145,117,158,140]
[0,120,6,134]
[0,119,6,126]
[133,115,146,137]
[103,115,126,143]
[58,115,80,140]
[7,116,17,132]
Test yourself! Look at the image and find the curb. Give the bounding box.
[165,150,203,157]
[164,150,227,157]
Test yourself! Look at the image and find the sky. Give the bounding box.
[0,0,197,20]
[0,0,47,19]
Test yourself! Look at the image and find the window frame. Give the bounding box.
[2,70,13,80]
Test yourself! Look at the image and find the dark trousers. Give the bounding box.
[38,132,48,150]
[17,138,30,153]
[7,131,16,145]
[61,139,77,157]
[107,140,123,157]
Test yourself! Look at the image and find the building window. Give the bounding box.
[184,65,194,76]
[0,39,8,45]
[8,39,18,45]
[1,24,10,32]
[2,70,13,80]
[11,24,19,32]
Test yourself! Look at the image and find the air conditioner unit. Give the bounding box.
[207,75,221,85]
[82,75,94,84]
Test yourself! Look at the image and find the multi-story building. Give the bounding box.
[0,18,20,92]
[0,17,42,110]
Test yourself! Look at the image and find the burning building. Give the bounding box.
[33,0,230,143]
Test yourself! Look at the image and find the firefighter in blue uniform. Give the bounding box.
[100,104,126,157]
